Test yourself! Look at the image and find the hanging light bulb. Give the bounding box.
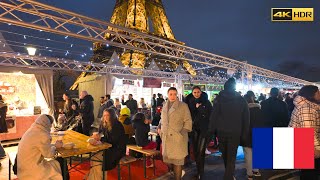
[26,47,37,55]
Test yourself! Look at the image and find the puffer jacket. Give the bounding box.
[118,115,134,137]
[289,96,320,157]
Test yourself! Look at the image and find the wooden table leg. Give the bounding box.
[103,150,106,180]
[63,158,67,180]
[153,156,156,176]
[8,156,11,180]
[117,164,121,180]
[143,155,147,178]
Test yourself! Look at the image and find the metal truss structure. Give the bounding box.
[0,0,315,87]
[0,52,228,84]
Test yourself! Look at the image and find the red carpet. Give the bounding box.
[69,159,168,180]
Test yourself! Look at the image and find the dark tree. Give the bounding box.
[277,61,320,82]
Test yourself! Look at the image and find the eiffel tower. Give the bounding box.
[71,0,196,90]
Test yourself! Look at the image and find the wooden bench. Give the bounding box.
[127,145,160,178]
[117,155,137,180]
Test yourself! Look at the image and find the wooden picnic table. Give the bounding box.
[51,130,112,179]
[51,130,111,158]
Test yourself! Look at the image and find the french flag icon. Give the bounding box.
[252,128,315,169]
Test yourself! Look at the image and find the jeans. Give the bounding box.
[219,135,240,180]
[243,147,259,176]
[0,141,5,157]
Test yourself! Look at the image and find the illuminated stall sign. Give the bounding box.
[162,82,171,88]
[0,81,15,94]
[207,85,223,91]
[184,84,206,91]
[123,79,134,85]
[143,77,162,88]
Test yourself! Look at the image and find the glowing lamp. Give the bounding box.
[26,47,37,56]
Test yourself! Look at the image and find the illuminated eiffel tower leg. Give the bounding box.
[71,0,197,89]
[147,0,175,40]
[120,0,147,72]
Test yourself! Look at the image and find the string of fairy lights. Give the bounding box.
[0,28,305,89]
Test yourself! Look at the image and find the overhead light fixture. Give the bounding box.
[26,47,37,56]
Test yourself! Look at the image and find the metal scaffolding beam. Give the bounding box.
[0,0,314,86]
[0,52,308,89]
[0,52,228,84]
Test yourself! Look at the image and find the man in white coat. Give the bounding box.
[17,114,64,180]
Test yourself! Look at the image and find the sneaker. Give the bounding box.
[192,174,202,180]
[182,170,186,177]
[252,171,261,176]
[205,148,211,155]
[169,170,174,176]
[146,163,154,168]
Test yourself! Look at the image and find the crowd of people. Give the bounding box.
[1,77,319,180]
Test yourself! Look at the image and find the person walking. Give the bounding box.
[158,87,192,180]
[209,78,250,180]
[185,86,212,179]
[261,88,289,127]
[243,92,263,179]
[289,85,320,180]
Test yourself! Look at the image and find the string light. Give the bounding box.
[0,29,307,88]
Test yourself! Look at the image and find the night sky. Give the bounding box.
[1,0,319,81]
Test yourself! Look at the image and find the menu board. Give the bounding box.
[0,81,15,94]
[207,85,223,91]
[183,84,206,91]
[143,77,162,88]
[123,79,134,85]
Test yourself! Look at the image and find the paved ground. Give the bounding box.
[155,152,300,180]
[1,143,301,180]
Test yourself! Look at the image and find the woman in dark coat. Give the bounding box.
[185,86,212,179]
[87,108,126,180]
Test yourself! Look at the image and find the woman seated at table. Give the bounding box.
[86,108,126,180]
[17,114,65,180]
